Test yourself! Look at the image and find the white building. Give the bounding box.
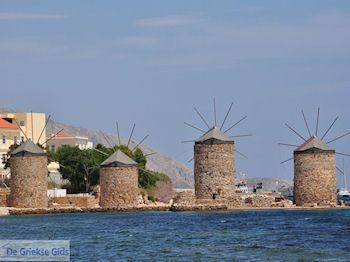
[47,130,93,151]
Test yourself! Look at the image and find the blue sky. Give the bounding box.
[1,1,350,185]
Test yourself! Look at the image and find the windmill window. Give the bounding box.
[51,145,56,151]
[14,136,17,144]
[19,121,25,126]
[21,136,24,142]
[2,135,6,144]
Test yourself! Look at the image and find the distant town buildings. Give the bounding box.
[0,112,46,179]
[0,112,47,145]
[0,112,93,182]
[47,130,93,151]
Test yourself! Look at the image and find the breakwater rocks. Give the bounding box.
[0,207,10,216]
[8,205,171,216]
[171,191,294,210]
[1,202,347,216]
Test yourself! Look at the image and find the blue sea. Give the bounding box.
[0,209,350,261]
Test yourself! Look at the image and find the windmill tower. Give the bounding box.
[99,150,139,208]
[184,99,250,201]
[280,108,350,206]
[8,140,48,208]
[99,123,150,208]
[8,113,62,208]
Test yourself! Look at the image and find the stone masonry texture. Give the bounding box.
[50,196,97,208]
[194,143,234,200]
[8,156,48,208]
[0,188,9,207]
[99,166,138,208]
[294,151,336,206]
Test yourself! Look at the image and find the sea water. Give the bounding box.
[0,210,349,261]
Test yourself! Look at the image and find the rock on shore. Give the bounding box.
[0,207,10,216]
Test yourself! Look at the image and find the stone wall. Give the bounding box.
[242,194,277,208]
[294,151,336,206]
[172,191,196,206]
[147,180,173,203]
[194,143,234,200]
[0,188,9,207]
[99,166,138,208]
[8,156,48,208]
[50,195,97,208]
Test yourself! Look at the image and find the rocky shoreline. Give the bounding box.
[1,204,349,217]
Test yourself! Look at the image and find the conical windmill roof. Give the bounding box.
[196,127,233,144]
[294,136,334,152]
[101,150,138,167]
[11,139,46,156]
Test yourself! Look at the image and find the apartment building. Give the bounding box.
[47,130,93,151]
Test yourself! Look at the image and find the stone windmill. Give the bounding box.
[184,99,250,202]
[280,108,350,206]
[98,123,150,209]
[8,113,63,208]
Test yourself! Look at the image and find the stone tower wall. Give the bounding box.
[294,151,336,206]
[9,156,48,208]
[99,166,138,208]
[194,143,234,200]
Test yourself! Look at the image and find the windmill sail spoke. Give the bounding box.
[93,148,109,156]
[188,157,194,163]
[41,128,64,146]
[181,140,196,143]
[13,118,28,141]
[316,107,320,136]
[100,131,114,149]
[184,122,205,133]
[336,166,345,175]
[336,152,350,157]
[280,157,294,164]
[145,152,157,157]
[235,149,248,159]
[220,102,234,130]
[301,110,312,137]
[127,124,136,148]
[194,107,210,129]
[326,132,350,144]
[224,116,247,133]
[131,134,149,152]
[285,123,307,141]
[37,115,51,144]
[116,121,121,146]
[278,143,298,147]
[31,111,34,141]
[230,134,252,138]
[213,98,217,127]
[321,116,339,141]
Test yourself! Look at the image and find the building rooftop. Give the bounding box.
[0,118,18,130]
[101,150,138,167]
[52,130,74,138]
[295,136,334,152]
[196,126,233,144]
[11,139,46,156]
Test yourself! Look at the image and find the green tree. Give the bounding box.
[51,145,108,193]
[1,143,19,169]
[50,143,171,194]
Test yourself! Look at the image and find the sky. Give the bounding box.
[1,1,350,185]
